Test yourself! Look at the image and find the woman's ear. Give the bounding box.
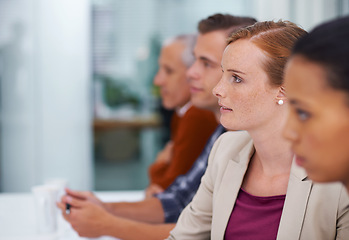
[276,86,286,105]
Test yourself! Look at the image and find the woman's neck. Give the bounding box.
[248,125,293,176]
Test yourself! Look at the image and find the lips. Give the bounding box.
[219,103,232,111]
[221,106,232,111]
[219,105,233,114]
[190,86,202,93]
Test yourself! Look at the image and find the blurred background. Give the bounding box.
[0,0,348,192]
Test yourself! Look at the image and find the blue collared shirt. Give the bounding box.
[156,125,226,223]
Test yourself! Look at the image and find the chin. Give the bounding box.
[162,102,175,110]
[306,170,338,184]
[220,120,234,130]
[192,102,207,110]
[219,117,236,129]
[191,97,201,107]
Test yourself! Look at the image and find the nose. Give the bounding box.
[153,71,164,86]
[282,114,299,143]
[186,61,200,82]
[212,77,225,98]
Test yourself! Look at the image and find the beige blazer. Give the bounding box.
[167,131,349,240]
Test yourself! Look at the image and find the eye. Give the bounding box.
[230,75,242,83]
[296,108,310,121]
[164,66,174,75]
[203,61,212,68]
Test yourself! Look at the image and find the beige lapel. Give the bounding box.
[277,158,312,240]
[212,141,255,239]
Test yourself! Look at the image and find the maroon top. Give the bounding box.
[224,188,286,240]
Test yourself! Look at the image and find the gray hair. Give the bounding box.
[163,34,197,68]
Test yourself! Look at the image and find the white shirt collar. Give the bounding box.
[176,102,192,117]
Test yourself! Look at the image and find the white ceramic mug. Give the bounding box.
[31,185,59,234]
[44,178,69,201]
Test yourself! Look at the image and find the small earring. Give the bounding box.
[278,99,284,105]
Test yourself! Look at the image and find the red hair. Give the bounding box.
[227,20,307,86]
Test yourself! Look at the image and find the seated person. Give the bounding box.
[57,14,257,240]
[147,33,218,195]
[167,20,349,240]
[283,16,349,195]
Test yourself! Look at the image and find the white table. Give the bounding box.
[0,191,144,240]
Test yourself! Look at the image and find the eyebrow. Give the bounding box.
[289,99,298,105]
[225,68,246,75]
[289,98,310,108]
[199,56,219,65]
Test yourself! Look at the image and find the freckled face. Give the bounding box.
[213,39,280,131]
[283,56,349,185]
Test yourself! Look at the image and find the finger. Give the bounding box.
[62,195,86,208]
[150,186,164,196]
[154,187,164,194]
[145,190,152,199]
[56,202,72,221]
[56,201,66,211]
[65,188,91,200]
[166,141,174,148]
[152,184,164,191]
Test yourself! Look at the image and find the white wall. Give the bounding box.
[249,0,347,30]
[156,0,248,39]
[0,0,93,192]
[251,0,291,22]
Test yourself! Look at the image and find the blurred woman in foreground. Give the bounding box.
[283,16,349,194]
